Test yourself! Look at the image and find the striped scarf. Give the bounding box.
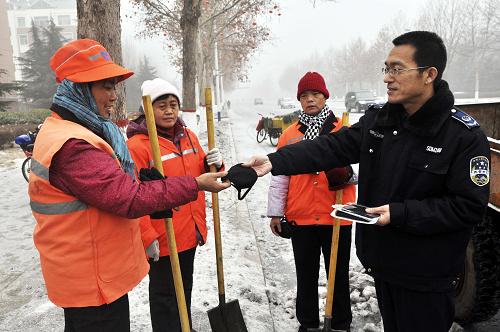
[52,79,136,179]
[298,104,332,140]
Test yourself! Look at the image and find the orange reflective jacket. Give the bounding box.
[29,114,149,307]
[126,128,207,256]
[277,120,356,226]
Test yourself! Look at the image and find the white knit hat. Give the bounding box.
[141,78,181,105]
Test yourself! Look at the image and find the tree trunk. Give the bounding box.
[76,0,127,125]
[181,0,201,112]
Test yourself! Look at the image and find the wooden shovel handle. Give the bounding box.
[142,96,190,332]
[205,88,226,300]
[324,112,350,318]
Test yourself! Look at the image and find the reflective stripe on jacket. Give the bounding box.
[126,128,207,256]
[29,114,149,307]
[278,121,356,226]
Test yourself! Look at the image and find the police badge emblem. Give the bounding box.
[470,156,489,186]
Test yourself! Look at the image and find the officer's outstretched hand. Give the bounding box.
[196,171,230,192]
[242,155,272,177]
[366,205,390,226]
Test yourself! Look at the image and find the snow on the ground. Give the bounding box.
[0,100,480,331]
[0,102,381,331]
[228,100,383,332]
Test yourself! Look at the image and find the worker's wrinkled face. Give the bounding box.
[91,78,118,118]
[299,90,326,116]
[153,95,180,129]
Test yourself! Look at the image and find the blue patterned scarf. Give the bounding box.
[52,79,136,179]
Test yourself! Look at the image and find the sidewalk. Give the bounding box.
[187,114,275,331]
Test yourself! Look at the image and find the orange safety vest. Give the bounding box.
[277,120,356,226]
[29,113,149,308]
[126,128,207,256]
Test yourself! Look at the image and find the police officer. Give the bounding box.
[244,31,490,332]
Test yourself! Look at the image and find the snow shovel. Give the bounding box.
[204,88,248,332]
[142,95,191,332]
[309,112,350,332]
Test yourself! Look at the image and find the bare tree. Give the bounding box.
[77,0,128,125]
[131,0,279,108]
[459,0,500,98]
[415,0,466,66]
[197,1,279,98]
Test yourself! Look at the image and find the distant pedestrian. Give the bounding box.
[29,39,229,332]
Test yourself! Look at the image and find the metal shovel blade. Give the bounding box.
[307,317,347,332]
[207,299,248,332]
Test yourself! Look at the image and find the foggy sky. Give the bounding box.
[121,0,421,100]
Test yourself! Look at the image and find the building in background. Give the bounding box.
[6,0,76,80]
[0,0,16,110]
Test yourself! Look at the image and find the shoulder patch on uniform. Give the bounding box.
[470,156,489,186]
[451,108,479,129]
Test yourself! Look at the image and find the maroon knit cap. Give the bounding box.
[296,72,329,100]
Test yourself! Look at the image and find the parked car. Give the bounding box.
[345,90,385,112]
[254,98,263,105]
[277,97,296,109]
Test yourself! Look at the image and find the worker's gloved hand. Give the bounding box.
[205,148,223,169]
[146,239,160,262]
[139,167,173,219]
[139,167,163,181]
[325,165,354,191]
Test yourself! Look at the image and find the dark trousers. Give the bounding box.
[375,278,454,332]
[63,294,130,332]
[149,247,196,332]
[292,225,352,331]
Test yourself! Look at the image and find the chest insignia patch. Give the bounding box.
[426,146,442,153]
[369,130,384,139]
[470,156,489,186]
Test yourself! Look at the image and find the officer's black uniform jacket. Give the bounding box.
[268,81,490,291]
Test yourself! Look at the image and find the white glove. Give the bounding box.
[146,239,160,262]
[205,148,223,168]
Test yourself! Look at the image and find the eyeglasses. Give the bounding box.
[382,66,429,76]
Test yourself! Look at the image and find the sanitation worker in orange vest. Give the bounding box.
[267,72,357,332]
[28,39,229,332]
[126,78,224,331]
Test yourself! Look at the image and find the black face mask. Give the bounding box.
[222,163,258,200]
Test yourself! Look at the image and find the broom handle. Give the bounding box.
[142,96,190,332]
[324,112,350,319]
[205,88,226,303]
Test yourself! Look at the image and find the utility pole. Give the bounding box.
[213,40,223,121]
[214,41,221,106]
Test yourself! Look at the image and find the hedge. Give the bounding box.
[0,109,51,125]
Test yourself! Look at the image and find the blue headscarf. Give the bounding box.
[52,79,136,179]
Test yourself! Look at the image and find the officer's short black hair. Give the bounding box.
[392,31,447,85]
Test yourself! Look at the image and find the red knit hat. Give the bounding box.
[296,72,329,100]
[50,39,133,83]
